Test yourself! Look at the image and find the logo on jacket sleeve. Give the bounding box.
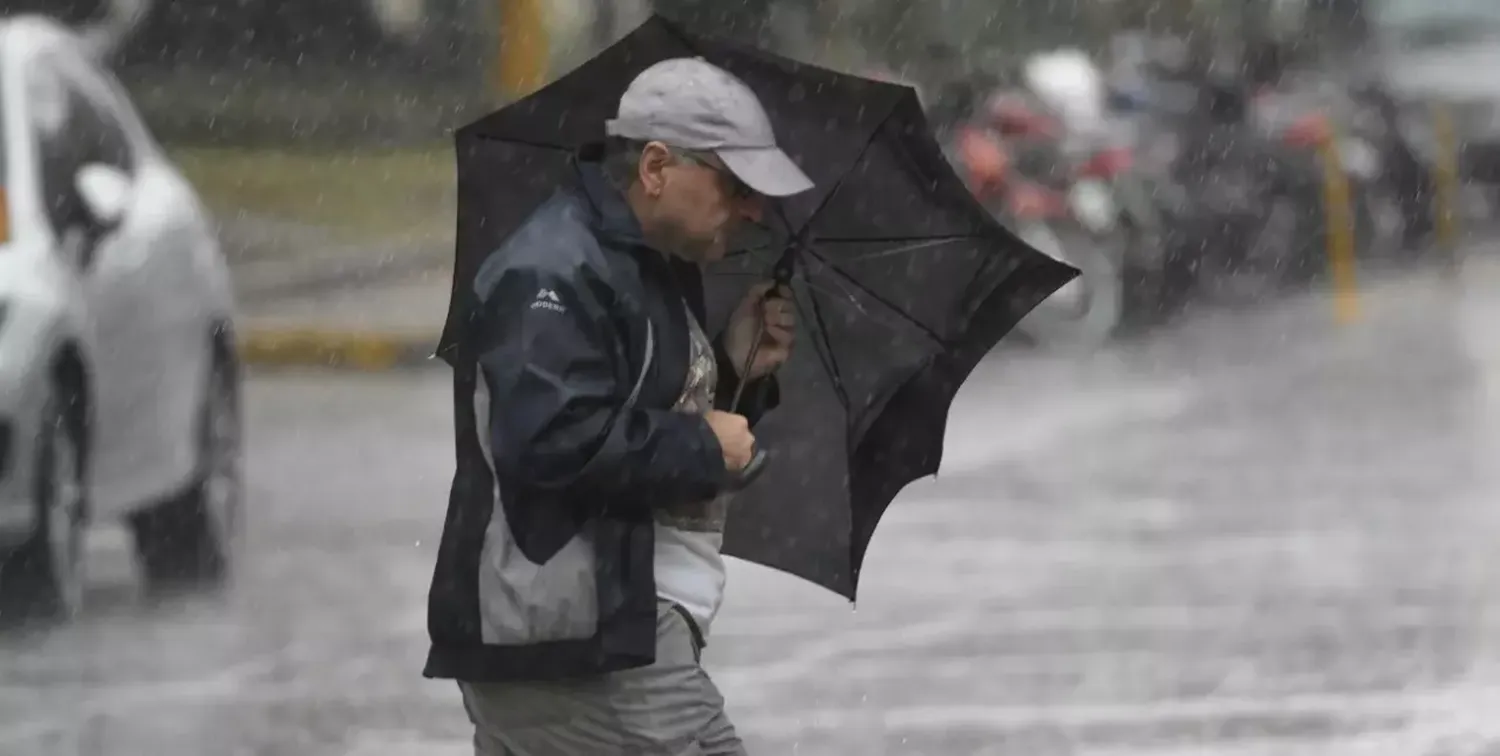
[530,288,566,313]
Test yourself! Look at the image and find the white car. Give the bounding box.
[0,16,240,622]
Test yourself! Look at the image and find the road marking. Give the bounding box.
[718,599,1482,639]
[730,684,1500,741]
[0,656,282,747]
[344,731,472,756]
[937,384,1196,476]
[712,607,986,691]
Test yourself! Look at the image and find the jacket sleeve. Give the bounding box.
[475,264,729,507]
[712,334,781,427]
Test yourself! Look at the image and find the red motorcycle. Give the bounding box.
[954,94,1165,344]
[1255,88,1407,266]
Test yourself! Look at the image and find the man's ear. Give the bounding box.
[638,141,673,197]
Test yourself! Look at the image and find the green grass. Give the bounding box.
[170,145,457,245]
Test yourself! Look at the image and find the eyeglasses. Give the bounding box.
[673,149,756,200]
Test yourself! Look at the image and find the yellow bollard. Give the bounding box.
[1432,104,1461,272]
[1317,124,1360,324]
[493,0,550,100]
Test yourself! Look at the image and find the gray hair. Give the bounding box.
[601,138,647,192]
[601,137,706,192]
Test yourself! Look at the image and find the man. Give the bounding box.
[423,57,814,755]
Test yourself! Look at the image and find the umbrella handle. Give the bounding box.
[725,446,769,491]
[724,261,791,492]
[727,273,792,412]
[723,313,772,493]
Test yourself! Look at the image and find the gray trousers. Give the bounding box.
[460,601,747,755]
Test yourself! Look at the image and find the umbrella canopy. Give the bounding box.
[438,14,1076,600]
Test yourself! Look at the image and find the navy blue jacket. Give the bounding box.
[424,149,778,682]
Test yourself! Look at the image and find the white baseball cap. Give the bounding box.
[605,57,815,198]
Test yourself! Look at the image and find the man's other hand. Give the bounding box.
[704,410,755,471]
[724,282,795,381]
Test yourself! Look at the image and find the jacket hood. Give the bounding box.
[573,144,649,250]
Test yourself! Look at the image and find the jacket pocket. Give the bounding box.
[477,512,599,644]
[473,371,600,645]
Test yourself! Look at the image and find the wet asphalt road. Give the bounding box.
[6,261,1500,755]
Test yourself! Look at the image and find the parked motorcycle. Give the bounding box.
[1127,70,1335,307]
[960,49,1172,346]
[953,102,1122,347]
[1252,81,1409,265]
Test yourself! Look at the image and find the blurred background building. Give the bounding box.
[0,0,1237,267]
[0,0,1385,148]
[0,0,1234,147]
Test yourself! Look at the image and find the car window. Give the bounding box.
[1367,0,1500,45]
[27,53,135,239]
[1370,0,1500,27]
[55,61,133,173]
[65,52,154,153]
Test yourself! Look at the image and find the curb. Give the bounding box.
[238,328,441,371]
[234,254,452,305]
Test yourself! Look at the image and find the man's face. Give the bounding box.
[637,142,763,263]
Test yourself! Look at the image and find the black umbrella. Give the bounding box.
[437,15,1076,600]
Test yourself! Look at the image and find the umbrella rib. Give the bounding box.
[778,92,966,346]
[766,204,851,415]
[716,271,906,323]
[469,134,572,152]
[798,276,854,417]
[812,236,967,262]
[813,233,978,244]
[802,246,948,347]
[718,267,933,341]
[656,15,710,55]
[781,90,906,239]
[785,260,928,336]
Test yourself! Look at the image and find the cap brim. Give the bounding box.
[716,147,814,198]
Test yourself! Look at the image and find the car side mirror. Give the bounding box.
[74,163,130,231]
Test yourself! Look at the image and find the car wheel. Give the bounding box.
[1013,219,1124,348]
[130,351,242,591]
[0,386,86,623]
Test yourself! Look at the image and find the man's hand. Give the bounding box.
[704,410,755,471]
[724,281,796,381]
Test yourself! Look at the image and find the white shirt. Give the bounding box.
[654,525,728,633]
[652,304,732,635]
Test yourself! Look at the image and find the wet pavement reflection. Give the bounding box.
[6,262,1500,754]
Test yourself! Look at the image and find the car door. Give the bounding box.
[66,49,220,513]
[24,48,162,513]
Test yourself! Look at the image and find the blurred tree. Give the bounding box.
[83,0,492,145]
[496,0,549,97]
[106,0,483,76]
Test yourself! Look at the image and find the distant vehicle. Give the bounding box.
[1359,0,1500,228]
[1248,73,1408,263]
[964,49,1173,345]
[0,15,240,623]
[1225,0,1499,246]
[1152,72,1334,304]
